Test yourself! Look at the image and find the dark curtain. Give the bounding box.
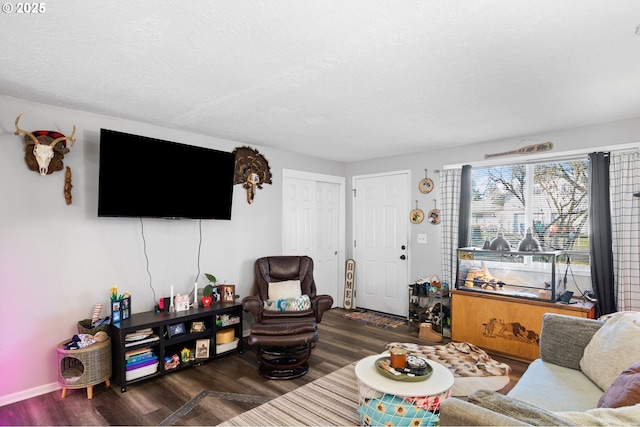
[588,152,616,316]
[458,165,472,248]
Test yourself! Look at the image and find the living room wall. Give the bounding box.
[0,96,346,405]
[345,116,640,288]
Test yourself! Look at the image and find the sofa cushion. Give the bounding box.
[468,390,573,426]
[268,280,301,300]
[539,313,604,370]
[580,311,640,391]
[508,359,603,411]
[557,403,640,426]
[597,362,640,408]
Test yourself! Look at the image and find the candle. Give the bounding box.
[390,347,407,369]
[194,281,198,308]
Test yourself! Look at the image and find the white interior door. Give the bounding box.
[353,171,409,317]
[283,170,345,306]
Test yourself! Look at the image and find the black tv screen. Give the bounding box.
[98,129,235,219]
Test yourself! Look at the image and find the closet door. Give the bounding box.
[283,170,344,306]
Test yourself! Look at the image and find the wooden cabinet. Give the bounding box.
[451,290,594,362]
[109,303,243,392]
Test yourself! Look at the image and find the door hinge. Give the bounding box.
[352,189,356,197]
[354,240,356,247]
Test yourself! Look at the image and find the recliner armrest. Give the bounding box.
[312,294,333,322]
[242,295,264,323]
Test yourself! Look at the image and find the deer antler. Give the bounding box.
[14,113,40,146]
[50,124,76,148]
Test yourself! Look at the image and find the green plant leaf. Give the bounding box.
[203,284,213,297]
[204,273,217,283]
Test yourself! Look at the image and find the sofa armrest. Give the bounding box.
[242,295,264,323]
[440,391,576,426]
[439,397,529,426]
[539,313,604,370]
[312,294,333,322]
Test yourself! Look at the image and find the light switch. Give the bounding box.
[417,234,427,244]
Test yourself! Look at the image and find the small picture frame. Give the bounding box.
[211,285,222,303]
[195,339,210,359]
[221,285,236,302]
[190,321,205,333]
[121,296,131,320]
[167,322,186,339]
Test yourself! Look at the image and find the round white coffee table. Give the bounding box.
[355,353,454,426]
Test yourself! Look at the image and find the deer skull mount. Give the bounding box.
[233,146,272,204]
[14,113,76,176]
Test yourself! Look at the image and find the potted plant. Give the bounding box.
[201,273,217,307]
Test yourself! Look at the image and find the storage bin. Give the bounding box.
[216,328,235,344]
[216,338,239,354]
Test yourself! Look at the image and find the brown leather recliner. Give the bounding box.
[242,256,333,379]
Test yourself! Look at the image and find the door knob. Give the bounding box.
[400,255,406,260]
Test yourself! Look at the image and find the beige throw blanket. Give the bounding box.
[385,342,512,377]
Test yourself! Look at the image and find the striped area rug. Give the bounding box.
[218,362,360,426]
[343,310,406,328]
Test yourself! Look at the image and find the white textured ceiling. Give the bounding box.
[1,1,640,162]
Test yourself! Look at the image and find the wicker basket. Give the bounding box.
[77,319,108,335]
[57,338,111,389]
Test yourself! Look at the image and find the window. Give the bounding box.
[470,159,590,264]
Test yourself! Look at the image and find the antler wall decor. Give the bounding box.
[232,146,272,204]
[14,113,76,176]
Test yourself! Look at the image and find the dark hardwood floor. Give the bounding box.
[0,308,529,426]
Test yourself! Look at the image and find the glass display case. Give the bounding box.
[455,247,566,302]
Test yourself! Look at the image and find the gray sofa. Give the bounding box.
[440,312,640,426]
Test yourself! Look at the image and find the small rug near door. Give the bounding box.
[343,310,406,328]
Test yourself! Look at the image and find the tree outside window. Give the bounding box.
[471,159,589,262]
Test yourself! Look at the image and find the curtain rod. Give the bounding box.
[443,142,640,170]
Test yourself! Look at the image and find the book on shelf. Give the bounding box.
[126,355,159,371]
[126,351,155,364]
[124,334,160,347]
[125,346,152,357]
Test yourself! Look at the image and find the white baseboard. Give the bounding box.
[0,382,60,407]
[2,334,251,407]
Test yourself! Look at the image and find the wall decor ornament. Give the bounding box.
[419,169,434,194]
[343,259,355,309]
[64,166,73,205]
[410,200,424,224]
[232,146,272,204]
[14,113,76,176]
[428,199,441,225]
[485,141,553,159]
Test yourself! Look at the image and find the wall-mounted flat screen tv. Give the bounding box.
[98,129,235,220]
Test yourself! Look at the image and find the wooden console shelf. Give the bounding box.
[450,290,594,362]
[109,303,243,392]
